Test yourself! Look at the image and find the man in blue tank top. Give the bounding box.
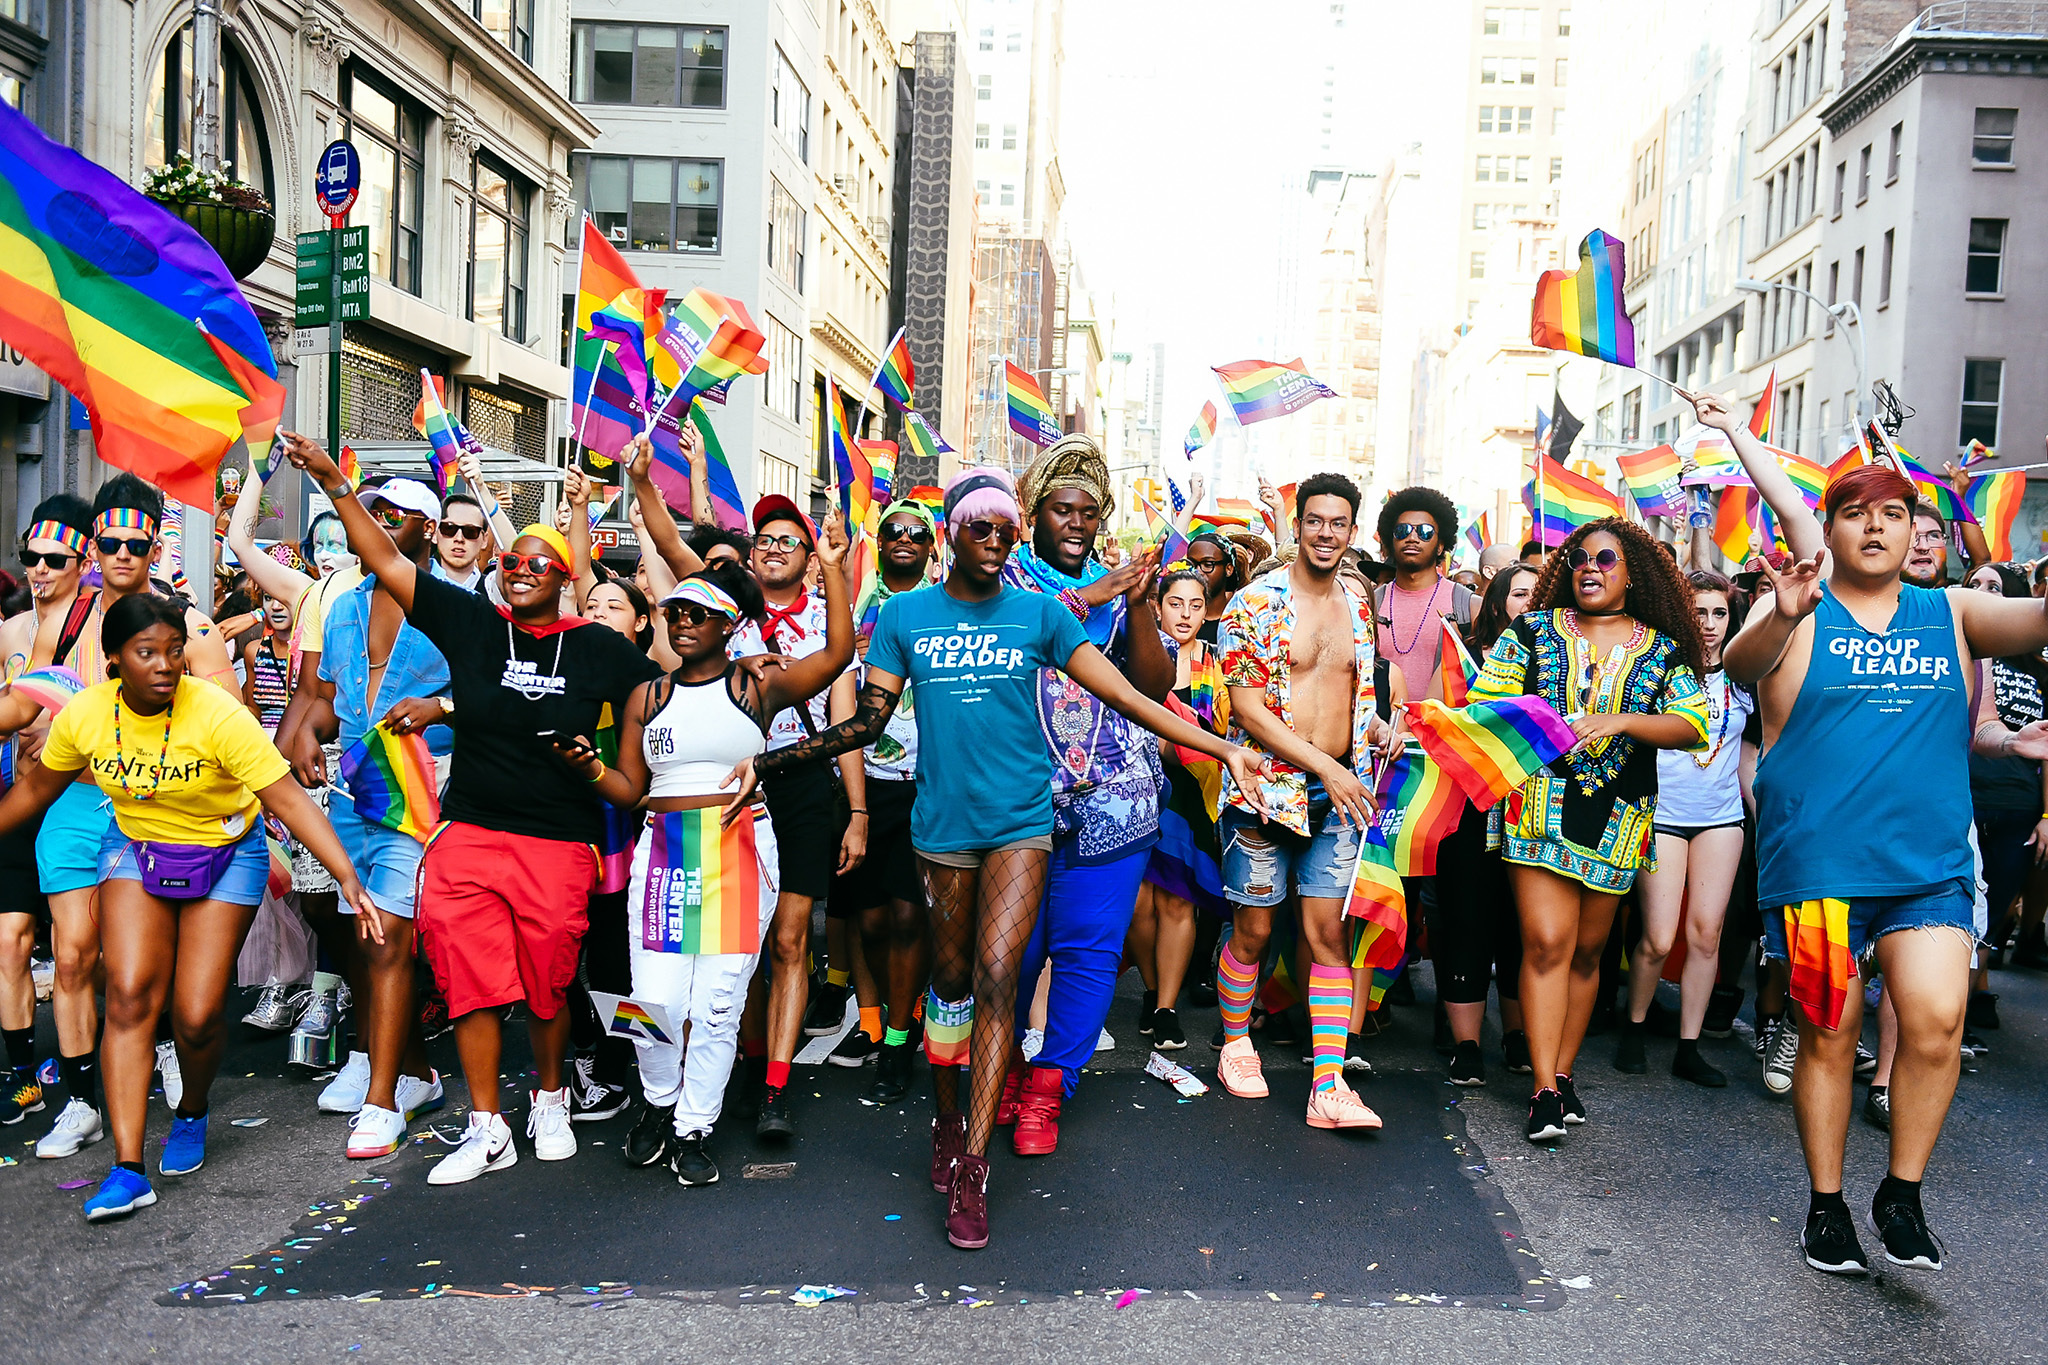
[1699,393,2048,1279]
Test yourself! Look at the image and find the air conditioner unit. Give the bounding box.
[867,216,890,236]
[832,174,855,194]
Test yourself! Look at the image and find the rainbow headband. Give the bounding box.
[24,521,89,556]
[665,577,741,619]
[92,508,157,541]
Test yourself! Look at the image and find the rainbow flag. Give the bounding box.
[1464,511,1491,556]
[1786,898,1855,1031]
[1403,696,1578,809]
[1616,444,1686,517]
[1142,498,1191,566]
[1966,468,2026,559]
[337,444,361,487]
[574,215,640,334]
[1185,644,1228,735]
[661,286,769,410]
[1960,439,1995,469]
[1266,482,1299,539]
[1164,698,1227,822]
[1373,747,1465,877]
[198,323,286,483]
[1210,358,1337,426]
[586,287,672,406]
[1828,447,1867,484]
[828,376,872,528]
[338,720,442,842]
[901,412,952,466]
[923,991,972,1068]
[1438,617,1478,708]
[870,325,914,409]
[638,807,763,955]
[415,369,461,495]
[906,484,943,514]
[0,101,278,509]
[1529,228,1635,367]
[1749,366,1777,442]
[1214,497,1260,530]
[1522,455,1621,545]
[6,665,84,715]
[1713,486,1783,564]
[1344,825,1408,981]
[605,998,674,1046]
[1674,430,1748,487]
[1185,401,1218,456]
[1779,448,1829,510]
[1005,361,1060,446]
[860,439,897,513]
[1898,449,1977,525]
[573,339,642,463]
[682,399,745,530]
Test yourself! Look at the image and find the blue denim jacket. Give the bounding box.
[318,575,453,755]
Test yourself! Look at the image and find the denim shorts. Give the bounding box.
[37,782,114,895]
[1762,880,1977,967]
[100,822,270,906]
[330,786,425,919]
[1219,778,1364,907]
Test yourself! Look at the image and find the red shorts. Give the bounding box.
[415,823,597,1019]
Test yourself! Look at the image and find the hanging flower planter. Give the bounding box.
[142,156,277,281]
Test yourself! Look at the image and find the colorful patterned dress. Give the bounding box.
[1143,638,1229,912]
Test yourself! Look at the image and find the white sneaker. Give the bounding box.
[154,1040,183,1110]
[317,1051,372,1114]
[394,1070,445,1120]
[35,1098,103,1158]
[345,1104,408,1159]
[1096,1027,1116,1052]
[526,1087,576,1161]
[426,1111,518,1186]
[1021,1027,1044,1060]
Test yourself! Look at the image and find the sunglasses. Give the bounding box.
[373,506,420,528]
[1392,521,1437,542]
[753,532,807,553]
[497,550,564,577]
[95,536,154,558]
[664,602,732,627]
[879,523,934,545]
[1567,547,1622,572]
[961,519,1018,547]
[21,550,79,569]
[440,521,488,541]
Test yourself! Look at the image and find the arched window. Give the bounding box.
[145,26,275,199]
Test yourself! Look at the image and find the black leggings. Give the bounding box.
[1428,801,1522,1006]
[569,889,635,1087]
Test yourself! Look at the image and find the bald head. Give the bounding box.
[1477,544,1518,581]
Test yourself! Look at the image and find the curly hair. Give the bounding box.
[1527,518,1707,678]
[1377,486,1458,566]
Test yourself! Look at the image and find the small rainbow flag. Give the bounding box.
[1344,824,1408,982]
[1265,482,1298,539]
[1142,498,1191,566]
[1402,696,1578,809]
[1713,485,1770,563]
[337,444,361,488]
[605,998,674,1046]
[1960,439,1995,469]
[6,665,85,715]
[1898,449,1977,525]
[574,215,640,334]
[1966,468,2026,559]
[415,369,461,495]
[1373,747,1465,877]
[1786,897,1855,1031]
[639,807,763,955]
[1185,645,1228,735]
[860,438,897,514]
[1213,496,1260,530]
[339,720,442,842]
[1005,361,1060,446]
[1750,366,1777,443]
[1616,444,1686,517]
[1185,401,1218,456]
[1530,229,1635,367]
[1210,358,1336,426]
[661,287,770,410]
[1438,618,1478,708]
[1164,699,1226,823]
[869,326,914,409]
[906,484,943,514]
[1674,432,1747,487]
[1522,455,1621,545]
[901,411,952,466]
[1464,511,1491,556]
[687,399,747,530]
[827,376,871,529]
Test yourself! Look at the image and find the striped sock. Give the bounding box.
[1307,964,1353,1093]
[923,989,973,1067]
[1216,942,1260,1040]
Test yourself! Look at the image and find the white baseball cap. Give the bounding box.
[358,478,443,522]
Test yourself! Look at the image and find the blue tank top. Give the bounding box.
[1755,581,1973,906]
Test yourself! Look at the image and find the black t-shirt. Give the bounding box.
[409,574,660,842]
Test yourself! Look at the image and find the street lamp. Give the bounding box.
[1733,277,1869,434]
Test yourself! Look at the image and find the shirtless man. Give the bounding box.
[1213,473,1401,1131]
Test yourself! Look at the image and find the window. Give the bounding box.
[1475,154,1492,182]
[767,178,804,290]
[1554,57,1568,86]
[1470,251,1486,279]
[1960,359,2003,447]
[1887,123,1903,182]
[1553,107,1566,135]
[1549,156,1563,184]
[1000,182,1015,207]
[340,67,424,294]
[469,154,529,339]
[475,0,533,64]
[1472,203,1491,230]
[1831,161,1845,216]
[763,314,803,424]
[1967,217,2007,294]
[1974,107,2017,166]
[574,155,723,253]
[974,122,989,149]
[977,27,993,52]
[1002,123,1017,150]
[1478,105,1494,134]
[1878,228,1894,305]
[1558,9,1572,36]
[771,49,809,162]
[1620,389,1642,442]
[1514,155,1530,182]
[146,27,275,199]
[1478,56,1537,85]
[975,179,990,205]
[1857,144,1871,201]
[572,24,727,107]
[1517,105,1533,133]
[1826,259,1839,333]
[1851,246,1864,306]
[1006,30,1022,51]
[976,75,991,100]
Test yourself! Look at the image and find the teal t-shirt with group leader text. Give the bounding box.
[865,582,1091,853]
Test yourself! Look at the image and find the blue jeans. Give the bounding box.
[1218,778,1362,906]
[1763,880,1977,965]
[1013,840,1150,1095]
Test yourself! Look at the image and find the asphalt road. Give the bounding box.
[2,961,2042,1364]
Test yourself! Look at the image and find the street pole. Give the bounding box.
[329,230,343,469]
[185,0,224,593]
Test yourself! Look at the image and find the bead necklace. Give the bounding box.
[1691,668,1733,770]
[110,686,175,802]
[1388,577,1447,656]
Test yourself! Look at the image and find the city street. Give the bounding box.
[3,965,2042,1363]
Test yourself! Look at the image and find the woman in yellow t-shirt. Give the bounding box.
[0,595,369,1223]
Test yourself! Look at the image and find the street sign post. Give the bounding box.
[305,141,362,475]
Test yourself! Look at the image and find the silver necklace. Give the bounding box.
[504,618,567,701]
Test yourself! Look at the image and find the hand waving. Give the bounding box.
[1756,548,1826,622]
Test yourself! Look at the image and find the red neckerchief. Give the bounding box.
[494,604,592,638]
[761,589,811,645]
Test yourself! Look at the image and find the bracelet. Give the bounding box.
[1058,587,1090,621]
[848,808,868,815]
[323,481,354,500]
[588,761,607,782]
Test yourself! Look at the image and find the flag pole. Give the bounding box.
[578,339,613,455]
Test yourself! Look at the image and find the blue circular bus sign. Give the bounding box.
[316,140,360,219]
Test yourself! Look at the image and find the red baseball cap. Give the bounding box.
[751,494,817,546]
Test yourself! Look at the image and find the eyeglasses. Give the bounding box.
[962,519,1019,546]
[95,536,153,558]
[753,532,807,553]
[497,550,564,577]
[1567,547,1622,572]
[20,550,78,569]
[1911,531,1945,547]
[879,523,934,545]
[440,521,488,541]
[1392,521,1437,542]
[1188,554,1227,571]
[664,602,732,627]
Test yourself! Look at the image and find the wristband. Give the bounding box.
[848,808,868,815]
[323,480,354,500]
[588,761,607,783]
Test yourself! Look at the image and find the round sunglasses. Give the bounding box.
[1567,546,1621,572]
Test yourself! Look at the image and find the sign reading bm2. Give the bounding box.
[294,226,369,329]
[316,139,360,221]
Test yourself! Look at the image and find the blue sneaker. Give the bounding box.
[83,1166,157,1222]
[160,1114,207,1176]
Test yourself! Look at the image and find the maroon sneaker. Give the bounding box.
[946,1153,991,1249]
[929,1110,966,1191]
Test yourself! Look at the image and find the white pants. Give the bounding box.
[626,811,778,1138]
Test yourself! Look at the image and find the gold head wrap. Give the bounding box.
[1017,433,1114,523]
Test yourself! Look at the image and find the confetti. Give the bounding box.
[1559,1275,1593,1289]
[57,1177,94,1190]
[791,1284,855,1305]
[1112,1289,1150,1309]
[884,1214,901,1221]
[230,1117,269,1128]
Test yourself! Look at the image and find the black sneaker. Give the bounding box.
[1801,1205,1871,1275]
[1557,1074,1586,1125]
[1872,1193,1943,1270]
[624,1102,678,1167]
[1966,990,2000,1031]
[827,1028,877,1068]
[802,982,849,1037]
[1502,1030,1533,1074]
[1862,1085,1891,1132]
[1854,1042,1878,1079]
[0,1067,44,1125]
[1613,1022,1647,1074]
[1960,1029,1989,1058]
[1185,978,1218,1008]
[571,1077,632,1122]
[669,1133,720,1187]
[1526,1088,1566,1142]
[1448,1039,1485,1086]
[1150,1008,1187,1051]
[756,1085,795,1140]
[1672,1046,1728,1088]
[863,1042,913,1106]
[1137,990,1157,1035]
[1702,985,1743,1039]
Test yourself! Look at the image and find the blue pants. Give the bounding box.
[1014,840,1150,1096]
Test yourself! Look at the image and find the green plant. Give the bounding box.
[142,155,272,214]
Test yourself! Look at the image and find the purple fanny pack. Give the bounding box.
[130,840,242,900]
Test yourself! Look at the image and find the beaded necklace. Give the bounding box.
[1691,667,1733,770]
[110,686,176,802]
[1387,577,1446,656]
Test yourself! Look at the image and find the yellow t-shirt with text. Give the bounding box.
[41,676,293,845]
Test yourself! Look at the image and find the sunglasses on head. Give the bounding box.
[961,518,1018,546]
[879,523,934,545]
[96,536,153,559]
[664,602,732,627]
[753,531,807,553]
[497,550,564,577]
[21,550,78,569]
[1392,521,1437,541]
[441,521,488,541]
[1567,547,1622,572]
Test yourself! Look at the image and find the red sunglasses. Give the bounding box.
[497,550,564,577]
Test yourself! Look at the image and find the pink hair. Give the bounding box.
[943,466,1022,530]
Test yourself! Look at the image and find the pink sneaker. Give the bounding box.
[1305,1077,1382,1131]
[1217,1036,1269,1098]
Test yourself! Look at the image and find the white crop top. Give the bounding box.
[643,667,768,799]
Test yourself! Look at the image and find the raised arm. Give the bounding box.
[1943,462,1991,574]
[456,445,519,549]
[759,511,855,715]
[225,451,315,608]
[684,416,717,528]
[564,466,598,607]
[625,432,703,583]
[1724,551,1826,684]
[1687,390,1825,563]
[279,431,418,613]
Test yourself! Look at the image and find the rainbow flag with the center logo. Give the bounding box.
[1210,358,1336,426]
[1616,444,1685,517]
[1966,468,2026,559]
[1005,361,1060,446]
[339,721,442,842]
[1403,696,1578,808]
[639,807,763,956]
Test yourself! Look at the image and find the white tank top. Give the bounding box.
[643,666,768,799]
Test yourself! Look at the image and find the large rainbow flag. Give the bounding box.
[1372,747,1464,877]
[0,101,278,509]
[870,325,914,409]
[1403,696,1578,808]
[1185,401,1218,456]
[1006,361,1060,446]
[1439,617,1478,707]
[1615,444,1686,517]
[586,287,672,407]
[1898,448,1977,525]
[661,286,769,410]
[339,721,441,842]
[638,807,763,955]
[1522,455,1621,545]
[198,321,286,485]
[1530,228,1634,367]
[1713,485,1775,563]
[1210,358,1336,426]
[1966,468,2026,559]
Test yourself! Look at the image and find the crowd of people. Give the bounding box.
[0,390,2034,1274]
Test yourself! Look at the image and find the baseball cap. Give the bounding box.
[751,494,816,546]
[358,478,443,522]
